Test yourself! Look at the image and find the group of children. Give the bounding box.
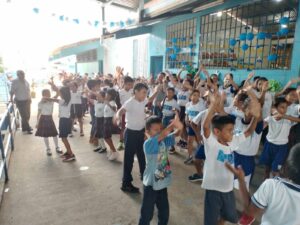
[33,67,300,225]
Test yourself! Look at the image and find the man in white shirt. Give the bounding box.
[10,70,32,134]
[226,143,300,225]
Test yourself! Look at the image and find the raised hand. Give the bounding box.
[290,77,300,84]
[262,81,269,92]
[171,111,183,130]
[225,162,245,181]
[247,72,255,81]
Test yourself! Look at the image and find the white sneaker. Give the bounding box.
[46,149,52,156]
[106,151,112,158]
[108,152,119,161]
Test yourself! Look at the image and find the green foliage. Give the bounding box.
[269,79,282,92]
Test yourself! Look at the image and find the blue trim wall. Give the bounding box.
[148,0,300,85]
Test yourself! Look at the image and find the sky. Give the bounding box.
[0,0,104,71]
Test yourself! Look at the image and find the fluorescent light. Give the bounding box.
[193,0,224,13]
[125,25,139,30]
[281,24,288,28]
[217,11,222,17]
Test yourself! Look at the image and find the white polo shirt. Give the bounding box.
[119,89,133,105]
[10,78,31,101]
[38,101,54,116]
[123,97,148,130]
[251,177,300,225]
[59,99,71,118]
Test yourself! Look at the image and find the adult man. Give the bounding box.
[10,70,32,134]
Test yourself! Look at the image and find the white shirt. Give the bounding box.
[104,101,117,118]
[185,100,206,121]
[94,100,105,118]
[177,90,190,107]
[38,101,54,116]
[10,78,31,101]
[70,92,82,104]
[192,109,207,129]
[224,106,245,119]
[254,90,273,119]
[287,103,300,117]
[123,97,148,130]
[265,116,293,145]
[252,177,300,225]
[202,133,246,192]
[162,99,179,117]
[59,99,71,118]
[219,85,235,106]
[234,118,263,156]
[119,89,133,105]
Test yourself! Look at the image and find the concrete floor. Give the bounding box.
[0,99,263,225]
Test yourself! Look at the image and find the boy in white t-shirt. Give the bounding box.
[226,143,300,225]
[202,90,260,225]
[117,76,134,150]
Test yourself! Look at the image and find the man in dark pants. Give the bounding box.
[10,70,32,134]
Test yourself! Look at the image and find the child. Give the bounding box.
[226,143,300,225]
[93,91,107,153]
[138,113,183,225]
[202,90,260,225]
[103,88,119,161]
[161,87,180,153]
[260,97,300,179]
[116,83,159,193]
[35,89,62,156]
[184,89,206,164]
[69,82,84,137]
[48,83,75,162]
[219,73,239,107]
[117,76,134,150]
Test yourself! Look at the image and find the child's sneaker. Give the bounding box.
[60,152,68,158]
[108,152,119,161]
[93,147,102,152]
[46,149,52,156]
[98,147,107,153]
[121,182,139,193]
[117,141,124,151]
[238,213,255,225]
[56,147,63,154]
[62,154,76,162]
[69,133,74,138]
[169,147,176,154]
[188,173,203,182]
[184,155,193,164]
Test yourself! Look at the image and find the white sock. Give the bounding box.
[44,138,50,149]
[53,136,59,148]
[99,138,106,149]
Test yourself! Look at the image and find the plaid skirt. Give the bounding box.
[35,115,58,137]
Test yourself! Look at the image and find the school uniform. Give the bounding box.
[70,91,83,119]
[185,100,206,136]
[122,97,148,184]
[233,118,263,189]
[94,101,105,139]
[260,116,294,172]
[177,90,190,121]
[119,89,133,129]
[162,99,179,128]
[58,100,72,138]
[287,103,300,148]
[103,100,117,139]
[35,101,58,137]
[202,133,246,225]
[219,85,236,107]
[192,110,207,160]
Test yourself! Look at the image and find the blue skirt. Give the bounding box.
[59,118,72,138]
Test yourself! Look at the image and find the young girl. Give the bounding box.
[219,73,239,107]
[49,82,75,162]
[260,97,300,178]
[93,91,107,153]
[69,82,84,137]
[184,89,206,164]
[104,88,119,161]
[162,87,180,153]
[35,89,62,156]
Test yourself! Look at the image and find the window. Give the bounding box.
[199,0,298,70]
[166,18,197,69]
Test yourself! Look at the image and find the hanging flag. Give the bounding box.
[94,20,99,27]
[59,15,64,21]
[33,8,39,14]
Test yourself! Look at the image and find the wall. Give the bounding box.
[148,0,300,85]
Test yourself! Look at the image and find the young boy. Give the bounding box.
[202,90,260,225]
[118,76,134,150]
[116,83,159,193]
[226,143,300,225]
[138,113,183,225]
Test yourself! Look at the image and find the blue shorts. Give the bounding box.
[234,152,255,176]
[259,140,288,172]
[59,118,72,138]
[195,145,206,160]
[187,126,195,136]
[162,115,174,128]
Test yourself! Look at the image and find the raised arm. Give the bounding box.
[203,92,219,138]
[275,77,300,97]
[158,111,183,142]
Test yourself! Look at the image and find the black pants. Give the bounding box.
[139,186,169,225]
[122,128,145,183]
[16,100,31,131]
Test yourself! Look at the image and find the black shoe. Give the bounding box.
[93,147,102,152]
[26,130,33,134]
[98,148,107,153]
[121,183,139,193]
[169,147,176,154]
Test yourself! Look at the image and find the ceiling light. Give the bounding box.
[217,11,222,17]
[281,24,288,28]
[193,0,224,13]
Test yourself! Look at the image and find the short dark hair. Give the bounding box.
[212,115,235,130]
[274,97,288,108]
[99,91,106,98]
[133,82,148,93]
[145,116,162,130]
[191,89,200,95]
[258,77,268,82]
[237,92,249,102]
[87,79,102,89]
[124,76,134,84]
[185,78,194,87]
[167,87,175,92]
[225,73,233,79]
[106,88,117,100]
[42,89,50,96]
[285,143,300,185]
[283,87,296,96]
[253,76,261,82]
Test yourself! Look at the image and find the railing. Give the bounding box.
[0,103,18,182]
